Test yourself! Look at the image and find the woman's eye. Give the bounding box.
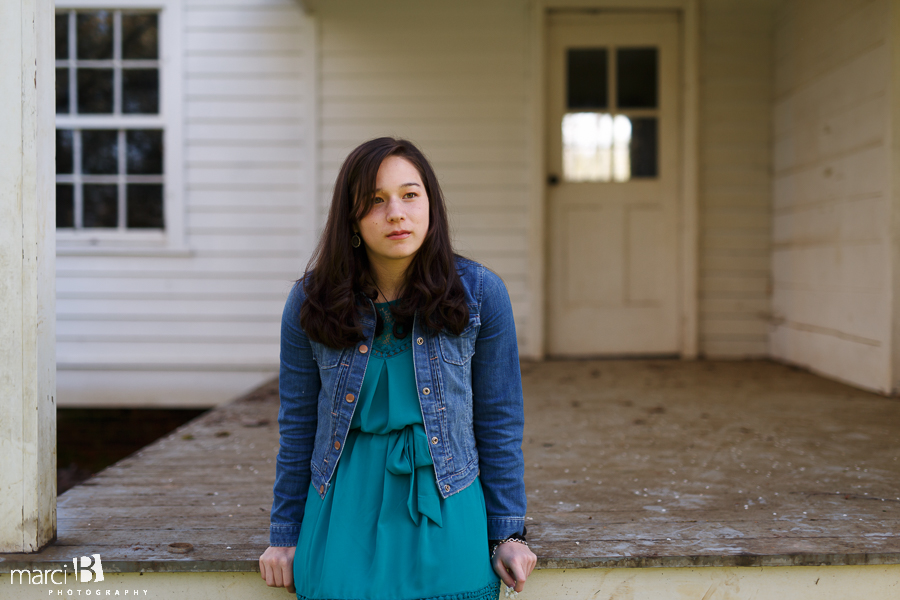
[403,192,417,199]
[373,197,385,204]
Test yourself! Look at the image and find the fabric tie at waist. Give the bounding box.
[385,423,443,527]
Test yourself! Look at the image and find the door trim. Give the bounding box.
[525,0,699,360]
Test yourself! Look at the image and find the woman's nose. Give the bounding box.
[385,197,404,221]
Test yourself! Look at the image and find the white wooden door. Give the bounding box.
[546,12,680,356]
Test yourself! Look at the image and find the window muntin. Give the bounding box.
[55,9,164,231]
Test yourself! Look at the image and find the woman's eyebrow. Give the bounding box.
[374,182,421,192]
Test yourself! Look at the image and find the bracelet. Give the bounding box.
[490,535,528,559]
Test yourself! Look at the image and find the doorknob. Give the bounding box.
[547,174,560,186]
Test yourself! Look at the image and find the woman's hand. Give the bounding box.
[259,546,296,593]
[491,541,537,593]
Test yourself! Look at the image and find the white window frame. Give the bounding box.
[55,0,185,255]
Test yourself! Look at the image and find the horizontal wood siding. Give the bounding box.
[770,0,892,393]
[56,0,315,406]
[316,0,533,348]
[698,0,776,358]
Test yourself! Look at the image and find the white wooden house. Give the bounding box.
[51,0,900,408]
[4,0,900,589]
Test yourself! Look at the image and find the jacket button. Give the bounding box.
[444,484,451,492]
[416,337,424,345]
[359,344,368,354]
[423,387,430,395]
[431,436,439,444]
[345,393,355,403]
[334,440,341,450]
[319,484,324,494]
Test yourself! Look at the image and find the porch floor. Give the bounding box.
[2,359,898,572]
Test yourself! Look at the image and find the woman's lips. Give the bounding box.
[387,231,411,240]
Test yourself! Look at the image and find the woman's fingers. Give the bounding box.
[510,562,528,592]
[259,546,296,592]
[493,541,538,593]
[492,555,517,588]
[493,542,537,592]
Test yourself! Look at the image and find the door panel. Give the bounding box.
[547,12,680,356]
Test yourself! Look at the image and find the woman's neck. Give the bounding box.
[369,260,408,303]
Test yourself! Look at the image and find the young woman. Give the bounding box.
[259,137,536,599]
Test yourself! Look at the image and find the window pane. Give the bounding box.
[77,69,113,113]
[127,184,164,228]
[562,112,613,182]
[629,117,658,178]
[567,49,607,110]
[56,14,69,60]
[56,68,69,114]
[77,11,113,60]
[83,185,118,227]
[122,14,158,59]
[562,114,654,182]
[617,48,657,109]
[57,130,74,174]
[127,130,163,174]
[122,70,159,114]
[82,130,119,175]
[56,184,74,228]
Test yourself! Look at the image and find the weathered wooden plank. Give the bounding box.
[6,362,900,572]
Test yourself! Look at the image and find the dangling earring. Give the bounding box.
[351,231,361,248]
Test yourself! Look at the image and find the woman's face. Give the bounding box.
[355,155,430,273]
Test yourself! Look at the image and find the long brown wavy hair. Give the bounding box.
[299,137,470,348]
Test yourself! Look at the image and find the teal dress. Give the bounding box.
[293,301,500,600]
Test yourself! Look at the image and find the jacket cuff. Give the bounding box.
[487,517,525,541]
[269,523,301,547]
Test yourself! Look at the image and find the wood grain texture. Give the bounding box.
[3,360,898,571]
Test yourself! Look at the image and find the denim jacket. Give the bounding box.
[269,256,527,546]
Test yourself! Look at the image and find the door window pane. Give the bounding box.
[567,49,607,109]
[81,130,119,175]
[83,185,118,227]
[127,130,163,174]
[77,69,114,113]
[122,70,159,114]
[562,112,613,182]
[629,117,658,178]
[127,184,164,228]
[562,114,656,182]
[617,48,657,109]
[77,12,113,60]
[56,130,73,174]
[56,68,70,114]
[57,185,74,228]
[122,14,158,59]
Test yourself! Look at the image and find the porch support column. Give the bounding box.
[891,0,900,396]
[0,0,57,552]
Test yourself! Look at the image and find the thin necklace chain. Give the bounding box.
[373,280,397,303]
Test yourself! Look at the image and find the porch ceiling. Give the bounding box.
[293,0,317,15]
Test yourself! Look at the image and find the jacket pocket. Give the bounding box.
[438,314,480,366]
[311,341,343,369]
